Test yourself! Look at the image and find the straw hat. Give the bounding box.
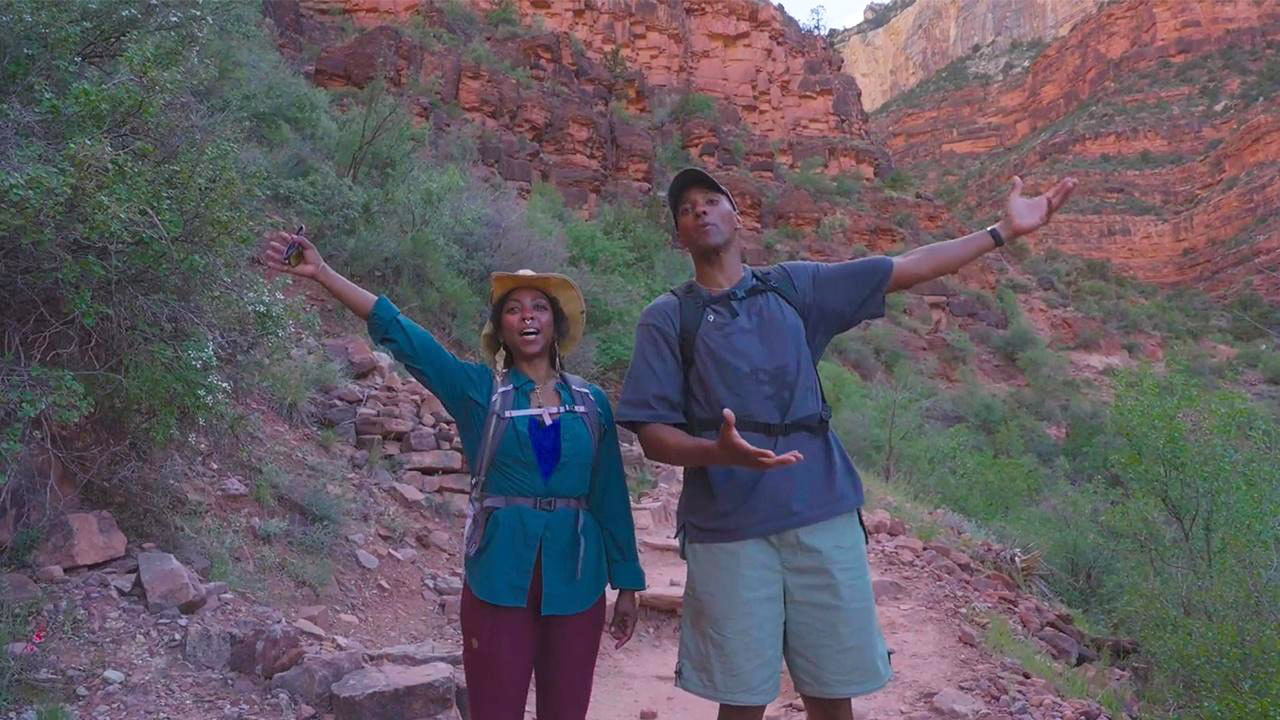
[480,269,586,359]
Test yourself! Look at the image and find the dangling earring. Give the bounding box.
[495,345,507,371]
[553,339,562,372]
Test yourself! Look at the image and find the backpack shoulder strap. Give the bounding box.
[753,264,833,427]
[670,282,707,432]
[752,265,802,316]
[670,282,705,382]
[560,372,601,457]
[470,376,516,496]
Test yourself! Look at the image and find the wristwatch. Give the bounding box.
[986,224,1006,248]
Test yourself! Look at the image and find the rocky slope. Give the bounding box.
[871,0,1280,301]
[834,0,1104,112]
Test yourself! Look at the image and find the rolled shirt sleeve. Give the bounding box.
[365,295,490,422]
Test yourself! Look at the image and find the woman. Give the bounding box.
[262,230,645,720]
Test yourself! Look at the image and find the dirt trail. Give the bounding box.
[583,517,1064,720]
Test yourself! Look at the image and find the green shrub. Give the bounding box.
[1099,370,1280,716]
[864,324,908,373]
[255,353,345,424]
[821,362,937,485]
[816,215,850,243]
[1072,325,1104,350]
[1225,291,1280,342]
[919,426,1045,522]
[940,329,976,366]
[992,321,1043,361]
[882,169,913,192]
[439,0,483,35]
[654,138,691,175]
[0,0,300,491]
[669,92,718,122]
[530,186,688,378]
[485,0,520,28]
[1016,346,1065,385]
[1237,345,1280,384]
[827,333,881,380]
[0,598,39,707]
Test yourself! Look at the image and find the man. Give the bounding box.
[616,167,1075,720]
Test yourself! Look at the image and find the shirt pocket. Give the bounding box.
[549,411,595,496]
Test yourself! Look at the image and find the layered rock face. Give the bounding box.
[264,0,938,260]
[835,0,1103,112]
[871,0,1280,300]
[504,0,867,139]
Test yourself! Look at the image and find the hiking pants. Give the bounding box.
[461,554,607,719]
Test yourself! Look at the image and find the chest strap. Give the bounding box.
[682,410,830,437]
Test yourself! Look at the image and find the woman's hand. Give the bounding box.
[259,229,378,319]
[261,229,327,280]
[610,590,639,649]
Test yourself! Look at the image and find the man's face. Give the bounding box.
[675,185,740,254]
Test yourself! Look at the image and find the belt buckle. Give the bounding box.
[534,497,556,512]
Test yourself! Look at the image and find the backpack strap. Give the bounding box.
[557,370,601,580]
[672,281,706,387]
[471,378,516,496]
[464,376,516,558]
[752,266,801,313]
[560,371,601,457]
[754,265,833,431]
[671,265,832,437]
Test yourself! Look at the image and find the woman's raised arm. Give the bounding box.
[261,229,376,320]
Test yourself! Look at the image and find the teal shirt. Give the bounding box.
[367,296,646,615]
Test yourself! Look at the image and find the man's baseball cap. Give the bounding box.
[666,167,738,224]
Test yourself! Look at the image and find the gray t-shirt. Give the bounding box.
[616,257,894,543]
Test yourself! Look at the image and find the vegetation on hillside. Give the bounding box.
[2,1,1277,717]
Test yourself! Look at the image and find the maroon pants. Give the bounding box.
[460,557,606,720]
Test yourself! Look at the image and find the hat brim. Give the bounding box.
[480,271,586,360]
[667,167,738,223]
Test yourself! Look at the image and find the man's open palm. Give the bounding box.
[715,409,803,470]
[1004,175,1076,237]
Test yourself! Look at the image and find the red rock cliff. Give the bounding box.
[871,0,1280,300]
[264,0,943,260]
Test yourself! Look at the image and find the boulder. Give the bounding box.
[32,511,127,570]
[137,552,206,614]
[331,662,456,719]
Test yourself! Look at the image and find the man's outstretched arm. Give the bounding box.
[887,176,1077,293]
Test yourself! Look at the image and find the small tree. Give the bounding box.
[1102,369,1280,717]
[803,5,826,35]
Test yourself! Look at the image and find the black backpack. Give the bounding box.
[669,266,832,437]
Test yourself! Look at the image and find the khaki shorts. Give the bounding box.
[675,512,892,705]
